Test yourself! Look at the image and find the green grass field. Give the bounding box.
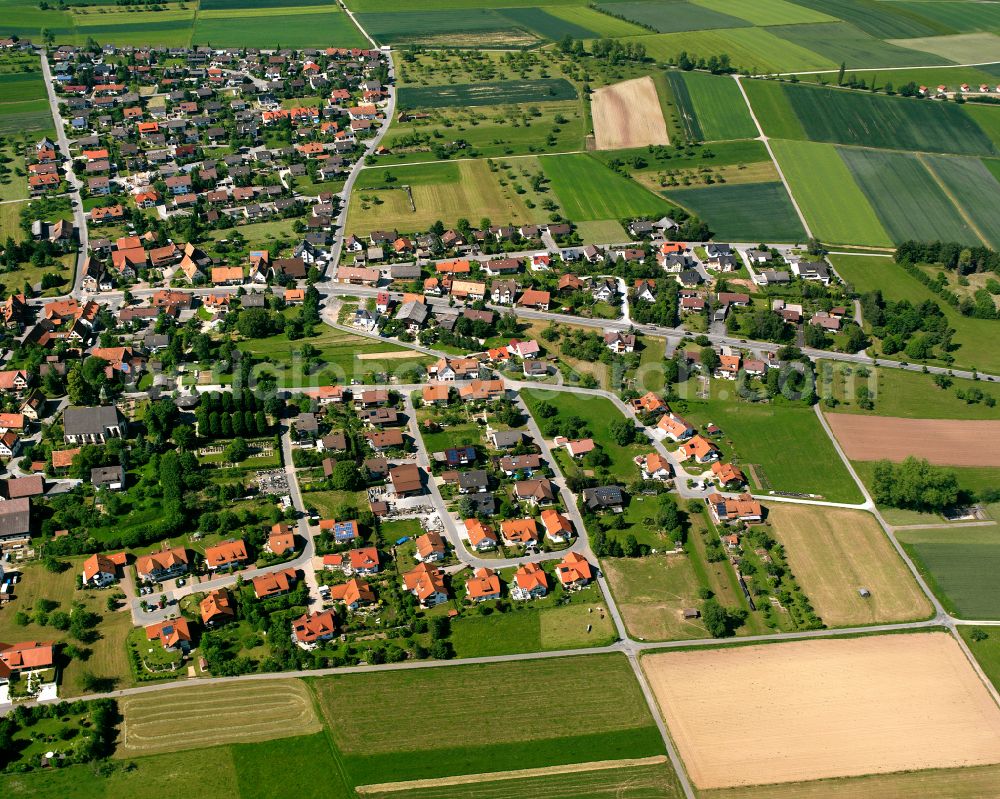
[769,21,947,68]
[771,139,891,246]
[759,82,998,156]
[892,32,1000,63]
[192,10,367,48]
[897,524,1000,618]
[830,253,1000,373]
[620,28,836,74]
[0,97,53,134]
[894,1,1000,33]
[356,9,540,48]
[542,153,675,222]
[232,734,353,799]
[920,153,1000,248]
[595,1,750,33]
[786,0,948,39]
[500,6,599,39]
[398,78,577,109]
[546,4,649,37]
[839,147,977,244]
[0,70,46,102]
[692,0,834,25]
[818,359,1000,420]
[962,626,1000,693]
[667,70,757,141]
[311,654,667,783]
[677,395,864,503]
[667,181,805,242]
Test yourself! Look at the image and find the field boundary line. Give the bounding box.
[732,75,813,239]
[917,152,993,248]
[355,755,670,793]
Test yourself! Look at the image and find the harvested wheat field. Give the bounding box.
[826,414,1000,466]
[644,633,1000,789]
[767,505,931,627]
[591,77,669,150]
[117,678,320,756]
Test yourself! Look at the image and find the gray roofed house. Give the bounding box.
[63,405,125,444]
[396,300,429,329]
[390,264,420,281]
[0,497,31,541]
[489,430,524,449]
[456,469,489,494]
[91,465,125,490]
[582,485,625,512]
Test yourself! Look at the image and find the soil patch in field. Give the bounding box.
[591,76,669,150]
[644,633,1000,789]
[357,350,423,360]
[825,414,1000,466]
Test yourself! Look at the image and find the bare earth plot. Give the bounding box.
[116,679,320,756]
[591,77,669,150]
[644,633,1000,789]
[825,414,1000,466]
[766,505,932,627]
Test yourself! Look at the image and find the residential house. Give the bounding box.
[510,562,548,600]
[414,531,446,563]
[540,508,573,543]
[707,492,763,525]
[678,435,720,464]
[465,567,501,603]
[63,405,124,444]
[136,546,189,583]
[81,552,126,588]
[556,552,592,589]
[500,518,539,547]
[204,539,249,572]
[145,617,192,653]
[637,452,672,481]
[514,477,556,506]
[200,588,236,627]
[252,568,297,599]
[402,562,448,607]
[389,464,423,496]
[464,519,498,551]
[330,578,375,611]
[582,485,625,513]
[292,610,337,648]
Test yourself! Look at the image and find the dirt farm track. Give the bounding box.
[643,633,1000,789]
[590,77,670,151]
[825,414,1000,466]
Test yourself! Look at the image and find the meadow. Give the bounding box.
[785,0,949,38]
[666,181,805,242]
[897,524,1000,619]
[398,78,577,109]
[620,28,836,74]
[541,153,675,221]
[667,70,757,141]
[769,22,946,68]
[838,147,978,244]
[355,9,540,48]
[676,394,864,503]
[595,1,750,33]
[920,153,1000,248]
[770,139,892,246]
[192,9,368,49]
[0,98,53,135]
[692,0,834,26]
[962,626,1000,692]
[767,505,932,627]
[349,158,542,234]
[311,654,667,782]
[830,253,1000,373]
[893,31,1000,63]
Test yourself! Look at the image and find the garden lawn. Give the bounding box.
[668,70,757,141]
[667,181,805,243]
[521,387,648,481]
[897,523,1000,618]
[542,153,675,222]
[310,653,666,783]
[771,139,891,246]
[678,399,864,502]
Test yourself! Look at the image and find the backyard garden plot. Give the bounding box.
[780,82,998,156]
[311,654,666,782]
[692,0,834,26]
[678,399,863,503]
[766,505,931,627]
[898,524,1000,619]
[667,181,805,242]
[117,680,321,757]
[768,22,947,68]
[621,28,836,73]
[591,77,669,150]
[645,633,1000,789]
[595,0,749,33]
[826,414,1000,467]
[541,153,675,221]
[838,147,977,244]
[786,0,950,39]
[192,10,367,48]
[770,139,891,246]
[349,158,541,235]
[397,78,576,109]
[667,70,756,141]
[890,32,1000,63]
